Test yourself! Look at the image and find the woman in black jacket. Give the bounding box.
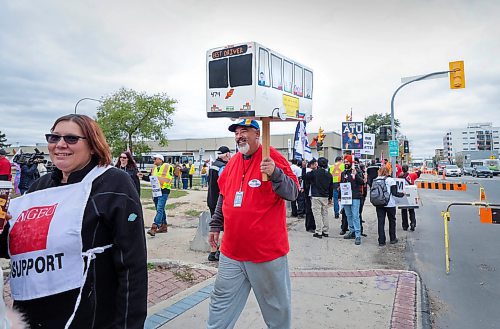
[115,151,141,195]
[1,114,147,329]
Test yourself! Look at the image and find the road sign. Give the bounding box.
[389,140,399,157]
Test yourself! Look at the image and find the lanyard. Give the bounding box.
[239,154,254,192]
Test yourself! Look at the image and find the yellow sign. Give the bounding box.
[282,94,299,118]
[449,61,465,89]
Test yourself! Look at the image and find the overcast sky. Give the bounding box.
[1,0,499,157]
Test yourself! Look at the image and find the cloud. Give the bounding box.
[1,0,499,158]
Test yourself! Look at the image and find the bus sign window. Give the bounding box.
[212,45,248,59]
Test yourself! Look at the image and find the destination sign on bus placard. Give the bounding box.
[212,45,248,59]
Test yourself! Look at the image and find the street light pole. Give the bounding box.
[390,70,451,177]
[74,98,103,114]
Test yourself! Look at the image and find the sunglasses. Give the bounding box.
[45,134,87,145]
[120,156,128,159]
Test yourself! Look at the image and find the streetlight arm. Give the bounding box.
[74,98,103,114]
[390,70,452,176]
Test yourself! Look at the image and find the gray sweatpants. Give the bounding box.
[207,253,291,329]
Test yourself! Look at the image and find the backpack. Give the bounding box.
[370,177,390,207]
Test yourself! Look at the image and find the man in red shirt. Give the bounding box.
[208,119,299,328]
[0,149,12,182]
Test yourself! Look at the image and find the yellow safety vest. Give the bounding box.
[153,163,173,189]
[329,161,345,183]
[189,164,196,175]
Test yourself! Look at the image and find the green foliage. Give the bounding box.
[96,88,177,157]
[364,113,400,145]
[0,131,11,148]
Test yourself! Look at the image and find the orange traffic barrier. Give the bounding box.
[417,181,467,191]
[479,207,500,224]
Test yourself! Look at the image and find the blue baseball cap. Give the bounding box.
[228,119,260,132]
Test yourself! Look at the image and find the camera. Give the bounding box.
[12,148,45,166]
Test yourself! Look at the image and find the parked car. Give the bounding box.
[462,167,473,176]
[444,165,461,177]
[472,166,493,178]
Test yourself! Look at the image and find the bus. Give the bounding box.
[206,42,313,121]
[470,159,500,175]
[136,152,196,175]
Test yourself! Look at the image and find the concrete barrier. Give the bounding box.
[189,211,211,252]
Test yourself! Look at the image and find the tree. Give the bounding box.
[364,113,400,145]
[96,88,177,157]
[0,131,10,148]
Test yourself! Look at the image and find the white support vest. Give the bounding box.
[7,166,112,302]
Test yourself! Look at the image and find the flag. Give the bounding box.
[293,121,312,161]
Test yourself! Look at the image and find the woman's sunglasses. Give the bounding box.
[120,156,128,159]
[45,134,87,145]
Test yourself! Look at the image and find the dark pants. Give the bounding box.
[376,206,397,244]
[291,191,305,217]
[304,196,315,231]
[401,208,416,229]
[182,178,188,189]
[189,175,193,188]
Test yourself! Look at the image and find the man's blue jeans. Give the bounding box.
[153,190,169,226]
[343,199,361,238]
[332,189,340,216]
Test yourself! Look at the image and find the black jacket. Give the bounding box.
[0,159,147,329]
[117,165,141,195]
[340,167,365,199]
[207,158,227,213]
[304,168,334,199]
[19,163,40,192]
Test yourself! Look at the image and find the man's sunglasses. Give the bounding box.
[45,134,87,145]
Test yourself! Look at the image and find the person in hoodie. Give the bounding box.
[340,154,365,245]
[305,157,333,238]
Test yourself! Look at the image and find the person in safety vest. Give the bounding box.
[144,154,173,236]
[0,114,147,328]
[329,156,344,219]
[188,159,196,189]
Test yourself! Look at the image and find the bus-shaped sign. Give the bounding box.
[206,42,313,121]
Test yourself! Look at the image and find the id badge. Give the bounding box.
[234,191,244,207]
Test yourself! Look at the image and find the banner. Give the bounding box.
[360,133,375,155]
[293,121,312,161]
[342,122,364,150]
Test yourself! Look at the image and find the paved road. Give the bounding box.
[406,175,500,329]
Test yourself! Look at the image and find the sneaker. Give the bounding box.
[361,233,367,237]
[339,230,346,235]
[403,227,408,231]
[322,233,329,237]
[343,232,355,239]
[214,250,220,260]
[410,225,415,231]
[208,252,218,261]
[390,238,399,244]
[313,233,323,239]
[379,242,386,246]
[355,237,361,245]
[335,214,339,219]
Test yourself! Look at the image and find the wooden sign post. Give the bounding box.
[261,118,271,181]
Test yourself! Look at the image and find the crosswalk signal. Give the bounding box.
[404,140,409,154]
[380,126,388,141]
[449,61,465,89]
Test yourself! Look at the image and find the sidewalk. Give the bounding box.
[145,268,421,329]
[142,197,424,329]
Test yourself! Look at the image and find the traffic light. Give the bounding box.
[380,126,388,141]
[449,61,465,89]
[318,127,325,143]
[404,140,409,153]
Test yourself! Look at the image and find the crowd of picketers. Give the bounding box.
[289,155,421,246]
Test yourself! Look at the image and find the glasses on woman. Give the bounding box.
[45,134,87,145]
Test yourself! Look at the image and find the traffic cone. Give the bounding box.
[442,170,446,180]
[480,186,487,202]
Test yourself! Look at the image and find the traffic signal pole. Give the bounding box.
[390,70,452,177]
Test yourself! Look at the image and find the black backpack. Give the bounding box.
[370,177,390,207]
